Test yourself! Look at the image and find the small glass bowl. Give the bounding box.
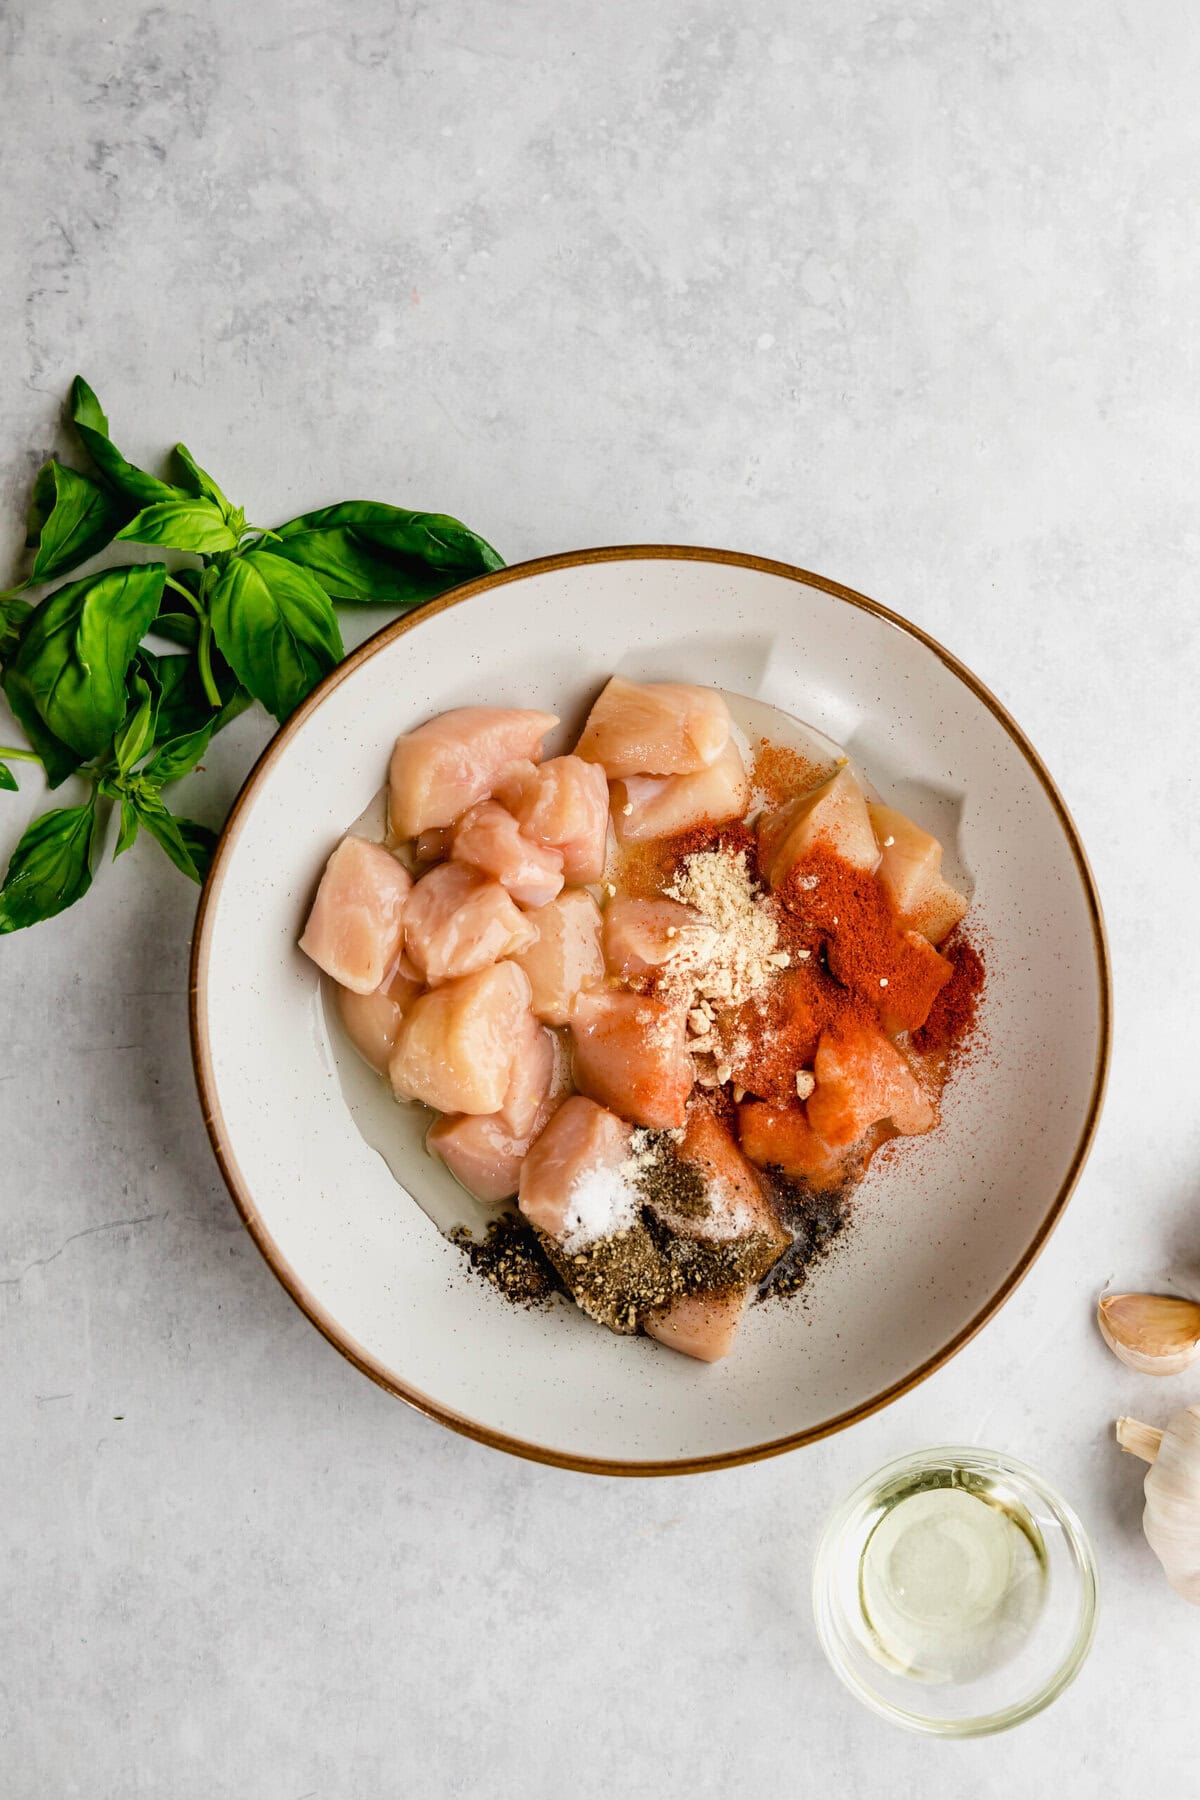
[812,1445,1098,1737]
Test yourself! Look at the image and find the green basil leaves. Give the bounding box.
[0,798,100,933]
[209,550,343,721]
[26,462,129,583]
[1,374,503,932]
[271,501,502,604]
[6,563,166,758]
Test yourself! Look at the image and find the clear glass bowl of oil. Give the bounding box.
[812,1447,1098,1736]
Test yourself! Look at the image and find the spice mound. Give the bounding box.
[303,675,986,1367]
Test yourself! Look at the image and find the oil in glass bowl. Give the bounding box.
[812,1447,1097,1736]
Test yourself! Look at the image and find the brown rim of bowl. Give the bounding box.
[189,544,1112,1478]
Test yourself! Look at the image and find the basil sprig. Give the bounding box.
[0,375,502,932]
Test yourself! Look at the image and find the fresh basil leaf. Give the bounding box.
[0,594,32,665]
[270,501,503,604]
[2,667,82,788]
[171,443,230,514]
[26,461,129,584]
[70,376,183,508]
[133,792,211,884]
[0,762,17,792]
[208,549,342,722]
[114,797,139,860]
[116,498,238,555]
[0,799,99,932]
[8,563,165,758]
[176,817,217,883]
[143,719,214,786]
[150,610,200,650]
[112,674,156,774]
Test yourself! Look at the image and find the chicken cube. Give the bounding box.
[388,706,558,837]
[514,889,605,1025]
[335,955,424,1073]
[299,836,412,995]
[389,961,535,1114]
[806,1022,935,1148]
[574,676,732,777]
[648,1101,789,1267]
[738,1102,846,1187]
[451,800,565,907]
[570,989,694,1130]
[758,765,879,888]
[869,801,970,946]
[601,895,714,982]
[504,755,610,884]
[403,860,536,985]
[517,1095,634,1240]
[644,1288,748,1363]
[610,738,750,843]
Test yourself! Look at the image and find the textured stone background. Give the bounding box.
[3,2,1198,1793]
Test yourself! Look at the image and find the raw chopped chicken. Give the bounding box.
[299,836,412,994]
[570,989,694,1130]
[610,738,750,844]
[658,1100,789,1256]
[738,1102,846,1187]
[518,1095,634,1239]
[758,766,879,887]
[427,1103,558,1205]
[574,676,732,777]
[868,801,969,946]
[806,1021,935,1147]
[644,1288,748,1363]
[498,1017,557,1136]
[389,706,558,837]
[503,754,610,884]
[601,895,712,982]
[451,800,565,907]
[389,961,535,1114]
[335,956,424,1073]
[404,860,536,984]
[514,889,605,1025]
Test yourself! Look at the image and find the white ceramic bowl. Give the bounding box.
[190,548,1110,1474]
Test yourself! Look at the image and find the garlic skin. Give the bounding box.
[1097,1292,1200,1376]
[1117,1406,1200,1604]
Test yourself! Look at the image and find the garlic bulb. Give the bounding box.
[1097,1292,1200,1375]
[1117,1406,1200,1604]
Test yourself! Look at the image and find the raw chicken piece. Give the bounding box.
[335,955,425,1073]
[518,1095,634,1239]
[574,676,732,778]
[451,801,565,907]
[388,706,558,837]
[499,1016,557,1136]
[869,802,969,946]
[645,1288,748,1363]
[427,1101,559,1205]
[404,860,536,984]
[389,961,535,1114]
[505,755,610,884]
[601,895,713,982]
[806,1022,935,1148]
[514,889,605,1025]
[825,921,954,1036]
[758,766,879,888]
[570,989,694,1130]
[299,836,412,995]
[738,1102,846,1187]
[659,1100,790,1257]
[610,738,750,844]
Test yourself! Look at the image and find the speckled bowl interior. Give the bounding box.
[190,549,1109,1474]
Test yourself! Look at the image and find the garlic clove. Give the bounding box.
[1116,1405,1200,1605]
[1097,1292,1200,1376]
